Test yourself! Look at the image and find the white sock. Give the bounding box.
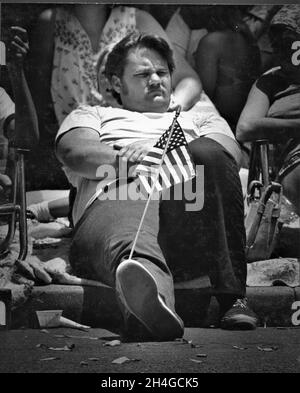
[27,200,54,223]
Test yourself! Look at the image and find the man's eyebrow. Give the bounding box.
[133,68,150,73]
[133,66,168,74]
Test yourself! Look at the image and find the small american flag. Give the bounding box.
[135,120,196,193]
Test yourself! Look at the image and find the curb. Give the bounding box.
[12,283,299,329]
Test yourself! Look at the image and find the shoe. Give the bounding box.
[220,298,258,330]
[115,259,184,341]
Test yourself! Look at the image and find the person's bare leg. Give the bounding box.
[28,196,70,222]
[48,197,70,218]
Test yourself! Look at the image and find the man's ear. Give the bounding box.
[111,75,122,94]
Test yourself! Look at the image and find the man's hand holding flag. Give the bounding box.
[127,108,197,261]
[134,114,196,195]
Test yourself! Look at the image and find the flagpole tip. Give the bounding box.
[175,106,182,117]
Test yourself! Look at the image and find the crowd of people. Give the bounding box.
[0,4,299,341]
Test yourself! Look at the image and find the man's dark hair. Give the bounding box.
[105,32,175,82]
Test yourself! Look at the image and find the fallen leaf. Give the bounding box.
[40,329,49,334]
[103,339,121,347]
[257,346,279,352]
[190,359,203,364]
[80,361,89,367]
[48,344,75,351]
[112,357,129,365]
[196,353,207,358]
[37,343,75,351]
[40,357,60,361]
[233,345,248,350]
[112,356,141,364]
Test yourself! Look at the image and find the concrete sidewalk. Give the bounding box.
[11,282,300,330]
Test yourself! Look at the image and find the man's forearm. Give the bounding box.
[8,66,39,148]
[173,77,202,111]
[57,131,121,180]
[237,117,300,142]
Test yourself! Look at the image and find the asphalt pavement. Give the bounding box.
[0,327,299,374]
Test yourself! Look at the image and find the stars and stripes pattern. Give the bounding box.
[135,120,196,193]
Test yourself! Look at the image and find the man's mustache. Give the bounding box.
[148,86,164,93]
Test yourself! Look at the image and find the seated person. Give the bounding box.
[27,3,202,219]
[236,5,300,216]
[194,6,261,131]
[31,4,202,125]
[0,27,38,192]
[243,5,283,72]
[56,32,258,341]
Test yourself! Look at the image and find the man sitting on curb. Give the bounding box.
[56,33,258,341]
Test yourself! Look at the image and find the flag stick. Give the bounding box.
[128,106,181,261]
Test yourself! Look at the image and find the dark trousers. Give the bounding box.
[70,137,246,313]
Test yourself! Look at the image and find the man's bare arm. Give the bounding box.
[7,26,39,148]
[27,9,55,124]
[56,127,120,180]
[237,84,300,143]
[237,117,300,142]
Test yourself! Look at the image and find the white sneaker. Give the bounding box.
[116,259,184,341]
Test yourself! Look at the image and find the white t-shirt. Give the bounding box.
[56,105,235,224]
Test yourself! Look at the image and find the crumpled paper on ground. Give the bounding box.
[247,258,300,287]
[0,218,108,307]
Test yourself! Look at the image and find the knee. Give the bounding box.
[189,137,229,168]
